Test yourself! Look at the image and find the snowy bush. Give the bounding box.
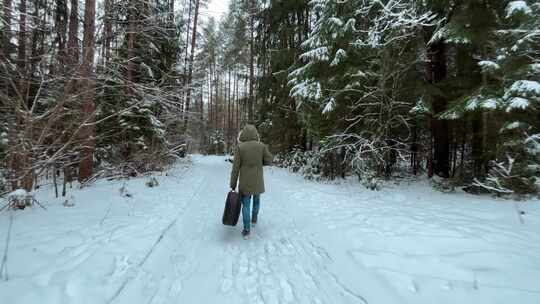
[145,177,159,188]
[506,1,532,18]
[276,148,323,180]
[63,195,75,207]
[430,176,456,193]
[473,156,537,196]
[207,130,225,155]
[0,171,7,196]
[349,153,384,191]
[278,148,309,173]
[6,189,37,210]
[277,145,354,182]
[0,131,7,147]
[469,117,539,196]
[356,168,382,191]
[119,184,133,198]
[277,133,413,190]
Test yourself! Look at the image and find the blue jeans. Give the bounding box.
[241,194,260,232]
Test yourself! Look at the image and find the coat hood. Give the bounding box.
[239,124,260,142]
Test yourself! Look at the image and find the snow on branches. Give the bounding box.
[353,0,437,48]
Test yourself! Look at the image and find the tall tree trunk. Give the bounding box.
[208,71,213,130]
[2,0,12,58]
[427,41,450,178]
[78,0,96,181]
[55,0,68,72]
[181,0,192,116]
[236,75,240,134]
[103,0,113,67]
[248,0,255,123]
[17,0,27,99]
[459,126,467,178]
[17,0,27,71]
[472,112,484,178]
[227,69,231,151]
[54,0,79,190]
[183,0,200,131]
[126,0,135,90]
[13,0,34,192]
[234,73,238,139]
[29,0,44,106]
[243,76,248,125]
[214,64,218,131]
[67,0,79,68]
[199,91,203,121]
[411,122,419,175]
[1,0,13,94]
[451,123,458,177]
[168,0,174,25]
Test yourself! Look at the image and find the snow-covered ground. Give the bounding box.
[1,155,539,304]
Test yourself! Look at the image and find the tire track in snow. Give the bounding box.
[39,217,164,283]
[0,213,14,281]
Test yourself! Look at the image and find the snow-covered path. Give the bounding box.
[1,156,540,304]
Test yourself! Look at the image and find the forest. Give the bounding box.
[1,0,539,201]
[1,1,540,303]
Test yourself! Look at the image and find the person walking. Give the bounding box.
[230,124,273,239]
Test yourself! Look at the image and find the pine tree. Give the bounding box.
[288,0,435,177]
[257,0,309,150]
[471,1,540,194]
[419,0,539,193]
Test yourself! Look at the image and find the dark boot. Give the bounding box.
[242,229,250,240]
[251,213,258,226]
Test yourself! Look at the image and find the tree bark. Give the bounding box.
[13,0,34,192]
[126,0,135,89]
[28,0,45,107]
[2,0,12,59]
[55,0,68,72]
[67,0,79,68]
[182,0,193,116]
[208,71,213,130]
[410,122,419,175]
[227,69,231,151]
[183,0,200,131]
[168,0,174,25]
[426,41,450,178]
[103,0,113,66]
[248,0,255,123]
[234,73,239,139]
[78,0,96,181]
[17,0,27,72]
[17,0,28,101]
[1,0,12,95]
[214,64,219,131]
[472,112,484,178]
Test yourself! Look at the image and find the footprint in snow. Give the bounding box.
[408,279,419,293]
[279,276,295,303]
[220,278,233,293]
[257,256,271,274]
[169,279,183,296]
[260,287,280,304]
[265,242,277,256]
[239,252,249,275]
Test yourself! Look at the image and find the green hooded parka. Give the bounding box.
[230,125,273,195]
